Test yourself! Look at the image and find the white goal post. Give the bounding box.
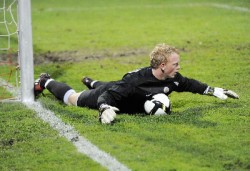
[18,0,34,103]
[0,0,34,102]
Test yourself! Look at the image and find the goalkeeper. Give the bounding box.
[34,43,239,124]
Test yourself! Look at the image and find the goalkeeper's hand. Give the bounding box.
[99,104,119,124]
[204,87,239,100]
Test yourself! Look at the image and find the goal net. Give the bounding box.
[0,0,34,102]
[0,0,19,101]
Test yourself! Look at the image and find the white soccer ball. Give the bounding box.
[144,93,171,115]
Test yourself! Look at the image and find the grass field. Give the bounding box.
[1,0,250,170]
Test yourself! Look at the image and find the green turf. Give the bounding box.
[31,0,249,53]
[1,0,250,170]
[0,102,106,171]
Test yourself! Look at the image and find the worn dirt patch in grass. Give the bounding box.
[34,48,149,64]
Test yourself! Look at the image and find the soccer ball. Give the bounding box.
[144,93,171,115]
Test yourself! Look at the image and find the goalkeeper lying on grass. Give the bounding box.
[34,43,239,124]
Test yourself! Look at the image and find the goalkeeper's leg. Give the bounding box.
[36,75,119,107]
[82,76,116,89]
[43,78,112,107]
[45,79,79,105]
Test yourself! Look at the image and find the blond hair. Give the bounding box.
[150,43,179,68]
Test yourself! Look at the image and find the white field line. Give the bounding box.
[211,3,250,12]
[33,3,250,13]
[25,101,130,171]
[0,77,130,171]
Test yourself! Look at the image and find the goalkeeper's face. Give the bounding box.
[162,52,180,78]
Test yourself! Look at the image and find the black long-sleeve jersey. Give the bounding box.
[97,66,208,114]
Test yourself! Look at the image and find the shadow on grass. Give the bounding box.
[117,101,243,128]
[38,95,243,128]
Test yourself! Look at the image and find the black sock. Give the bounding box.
[39,79,47,89]
[46,80,72,101]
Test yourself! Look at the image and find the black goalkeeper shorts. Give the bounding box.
[76,82,115,109]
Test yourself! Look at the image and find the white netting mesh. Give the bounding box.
[0,0,19,100]
[0,0,17,50]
